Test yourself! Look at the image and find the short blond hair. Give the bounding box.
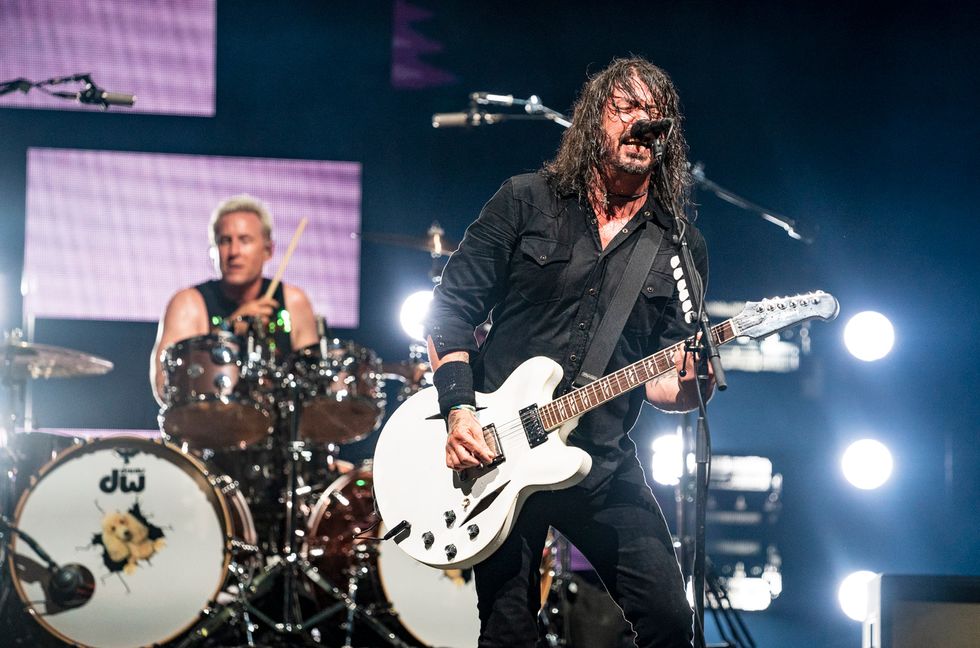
[208,194,274,247]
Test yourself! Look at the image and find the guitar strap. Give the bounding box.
[573,219,666,388]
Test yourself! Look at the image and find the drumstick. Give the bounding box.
[263,217,308,300]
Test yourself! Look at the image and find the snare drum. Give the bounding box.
[290,339,386,444]
[304,462,480,648]
[7,437,256,648]
[160,332,276,448]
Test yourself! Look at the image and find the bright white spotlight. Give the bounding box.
[844,311,894,361]
[650,431,684,486]
[399,290,434,341]
[838,570,878,621]
[841,439,893,490]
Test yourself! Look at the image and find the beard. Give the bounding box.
[601,134,656,176]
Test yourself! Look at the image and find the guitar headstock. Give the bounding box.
[732,291,840,340]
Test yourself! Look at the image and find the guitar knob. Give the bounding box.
[445,544,457,560]
[444,510,456,527]
[467,524,480,539]
[422,532,434,549]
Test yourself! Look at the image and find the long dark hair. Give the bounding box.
[544,57,692,219]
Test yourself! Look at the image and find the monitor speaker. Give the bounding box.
[862,574,980,648]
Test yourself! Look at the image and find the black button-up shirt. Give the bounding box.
[427,172,708,488]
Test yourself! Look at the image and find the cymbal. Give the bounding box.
[381,360,430,386]
[1,339,113,380]
[354,222,459,257]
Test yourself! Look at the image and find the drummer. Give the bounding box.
[150,194,319,405]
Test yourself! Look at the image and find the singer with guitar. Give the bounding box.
[425,58,710,648]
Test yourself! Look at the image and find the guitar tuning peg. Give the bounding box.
[670,255,681,268]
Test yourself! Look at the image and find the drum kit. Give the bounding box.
[0,321,497,648]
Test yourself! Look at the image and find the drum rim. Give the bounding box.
[166,331,240,351]
[7,435,239,648]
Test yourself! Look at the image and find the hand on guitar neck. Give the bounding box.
[647,333,716,413]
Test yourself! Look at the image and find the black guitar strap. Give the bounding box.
[573,221,666,388]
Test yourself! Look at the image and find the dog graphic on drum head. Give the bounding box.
[93,501,167,575]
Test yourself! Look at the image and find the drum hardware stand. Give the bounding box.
[185,370,410,648]
[276,375,411,648]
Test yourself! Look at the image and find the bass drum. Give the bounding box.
[7,437,256,648]
[304,462,480,648]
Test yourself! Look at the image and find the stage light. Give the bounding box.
[399,290,434,341]
[841,439,893,490]
[843,311,894,361]
[650,431,683,486]
[838,570,878,621]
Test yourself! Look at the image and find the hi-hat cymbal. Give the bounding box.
[354,222,459,257]
[1,339,113,380]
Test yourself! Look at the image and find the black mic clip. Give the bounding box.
[49,563,96,609]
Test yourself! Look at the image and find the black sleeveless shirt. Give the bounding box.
[194,278,293,357]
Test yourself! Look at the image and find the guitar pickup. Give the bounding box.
[458,423,504,481]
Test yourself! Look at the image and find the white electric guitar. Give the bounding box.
[373,291,839,569]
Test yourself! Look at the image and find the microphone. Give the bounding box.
[470,92,515,106]
[628,118,673,141]
[432,110,483,128]
[78,82,136,108]
[49,563,95,609]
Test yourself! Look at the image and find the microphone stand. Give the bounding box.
[690,163,812,244]
[671,203,727,648]
[0,73,134,110]
[432,92,571,129]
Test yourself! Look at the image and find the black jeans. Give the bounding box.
[473,463,693,648]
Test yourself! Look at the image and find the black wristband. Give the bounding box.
[432,360,476,419]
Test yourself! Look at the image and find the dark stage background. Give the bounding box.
[1,2,978,646]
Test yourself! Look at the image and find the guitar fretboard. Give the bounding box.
[539,319,736,430]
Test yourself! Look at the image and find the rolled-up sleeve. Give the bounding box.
[425,179,521,356]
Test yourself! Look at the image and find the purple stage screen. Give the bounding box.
[24,148,361,328]
[0,0,215,116]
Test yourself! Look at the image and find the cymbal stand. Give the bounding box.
[0,333,27,624]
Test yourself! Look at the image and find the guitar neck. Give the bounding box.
[539,318,737,430]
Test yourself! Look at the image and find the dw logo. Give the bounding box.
[99,469,146,494]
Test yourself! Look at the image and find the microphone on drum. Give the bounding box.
[0,514,94,609]
[317,315,332,359]
[49,563,96,609]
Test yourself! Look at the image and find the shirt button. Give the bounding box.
[588,288,597,296]
[622,227,629,233]
[578,322,586,330]
[570,354,577,362]
[644,210,651,216]
[539,255,547,260]
[646,286,654,293]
